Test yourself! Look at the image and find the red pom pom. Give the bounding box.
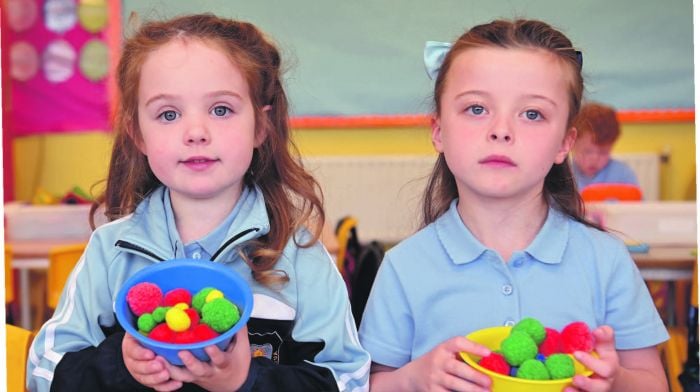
[163,288,192,307]
[173,330,197,344]
[478,353,510,375]
[191,324,220,342]
[148,323,176,343]
[127,282,163,316]
[539,327,563,356]
[561,322,594,353]
[185,308,200,328]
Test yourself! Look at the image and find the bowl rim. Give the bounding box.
[460,326,595,385]
[115,258,253,350]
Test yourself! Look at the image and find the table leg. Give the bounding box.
[20,268,31,330]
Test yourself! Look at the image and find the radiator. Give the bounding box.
[612,152,660,201]
[303,153,660,243]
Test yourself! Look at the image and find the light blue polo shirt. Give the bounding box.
[358,200,668,368]
[573,158,639,190]
[164,186,250,260]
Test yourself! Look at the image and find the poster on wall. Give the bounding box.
[6,0,113,135]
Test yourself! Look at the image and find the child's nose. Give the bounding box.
[184,123,210,145]
[487,123,513,143]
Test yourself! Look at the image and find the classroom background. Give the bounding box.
[2,0,697,391]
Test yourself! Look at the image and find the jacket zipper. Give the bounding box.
[211,227,260,261]
[114,240,166,261]
[115,227,260,262]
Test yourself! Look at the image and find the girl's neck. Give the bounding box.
[169,190,241,244]
[456,190,549,262]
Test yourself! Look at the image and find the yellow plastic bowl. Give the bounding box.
[460,326,595,392]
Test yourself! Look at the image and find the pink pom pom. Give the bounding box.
[478,353,510,375]
[126,282,163,316]
[539,327,563,356]
[163,288,192,307]
[561,322,594,353]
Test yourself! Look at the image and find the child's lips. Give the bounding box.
[181,156,218,170]
[479,155,516,167]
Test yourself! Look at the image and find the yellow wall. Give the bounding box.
[11,122,696,201]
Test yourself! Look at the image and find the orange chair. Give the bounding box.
[47,244,87,309]
[5,245,14,305]
[580,183,643,202]
[6,324,34,392]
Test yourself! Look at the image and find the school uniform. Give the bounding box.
[573,158,640,190]
[359,200,668,368]
[28,185,370,392]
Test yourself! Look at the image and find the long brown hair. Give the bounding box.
[423,19,597,229]
[91,14,324,285]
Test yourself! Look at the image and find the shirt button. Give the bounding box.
[502,284,513,295]
[192,252,201,259]
[504,319,515,327]
[513,259,523,267]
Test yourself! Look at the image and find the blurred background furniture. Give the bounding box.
[6,323,34,392]
[47,244,87,310]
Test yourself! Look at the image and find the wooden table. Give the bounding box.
[632,246,696,281]
[632,246,696,326]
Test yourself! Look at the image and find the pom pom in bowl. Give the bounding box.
[460,326,595,392]
[115,259,253,365]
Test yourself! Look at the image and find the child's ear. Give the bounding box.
[430,115,444,153]
[128,125,147,155]
[554,126,577,164]
[254,105,272,147]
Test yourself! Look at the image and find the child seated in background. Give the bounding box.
[571,102,640,191]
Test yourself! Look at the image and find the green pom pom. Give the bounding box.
[137,313,156,333]
[517,359,550,380]
[512,317,546,344]
[202,298,241,333]
[501,331,538,366]
[546,354,575,379]
[192,287,216,312]
[151,306,169,323]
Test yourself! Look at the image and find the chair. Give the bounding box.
[580,183,643,202]
[6,245,14,305]
[47,244,87,309]
[6,324,34,392]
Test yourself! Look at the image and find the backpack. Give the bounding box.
[335,216,385,327]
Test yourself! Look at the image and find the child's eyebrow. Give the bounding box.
[144,93,177,107]
[144,91,244,107]
[205,90,244,101]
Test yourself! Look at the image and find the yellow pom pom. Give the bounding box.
[165,307,191,332]
[174,302,189,310]
[205,289,224,303]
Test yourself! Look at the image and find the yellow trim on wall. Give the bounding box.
[11,122,696,202]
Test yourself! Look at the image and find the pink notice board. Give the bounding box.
[5,0,120,135]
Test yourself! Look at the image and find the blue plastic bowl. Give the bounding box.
[115,259,253,365]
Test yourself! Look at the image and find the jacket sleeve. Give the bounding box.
[244,239,370,392]
[26,236,142,392]
[50,330,149,392]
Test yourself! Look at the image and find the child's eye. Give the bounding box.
[524,110,542,120]
[211,106,232,117]
[158,110,179,122]
[466,105,486,115]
